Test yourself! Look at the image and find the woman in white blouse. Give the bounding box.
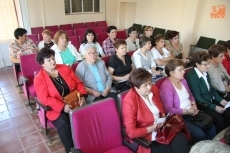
[125,27,140,52]
[150,34,171,68]
[79,29,105,57]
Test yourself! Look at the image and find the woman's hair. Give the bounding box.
[168,30,179,40]
[208,44,225,58]
[224,40,230,51]
[191,51,210,67]
[53,30,69,44]
[153,34,165,46]
[14,28,27,39]
[139,36,151,48]
[84,44,97,55]
[42,29,52,36]
[165,59,185,77]
[82,29,97,44]
[114,39,127,49]
[36,47,55,65]
[107,26,117,33]
[127,27,137,37]
[129,68,152,88]
[143,26,153,36]
[224,127,230,146]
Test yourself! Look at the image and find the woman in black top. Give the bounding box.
[108,39,135,92]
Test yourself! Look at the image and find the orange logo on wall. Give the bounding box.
[211,5,225,18]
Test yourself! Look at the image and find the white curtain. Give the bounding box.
[0,0,18,43]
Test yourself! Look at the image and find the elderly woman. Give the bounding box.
[150,34,171,68]
[34,47,87,153]
[79,29,105,57]
[160,59,216,143]
[132,36,162,77]
[123,68,190,153]
[186,51,230,133]
[76,44,117,103]
[125,27,140,51]
[108,39,135,92]
[208,44,230,101]
[38,29,54,50]
[165,30,190,66]
[51,30,82,65]
[222,40,230,75]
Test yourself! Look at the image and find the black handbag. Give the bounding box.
[184,111,213,130]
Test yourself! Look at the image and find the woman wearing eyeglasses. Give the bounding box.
[186,51,230,133]
[143,26,154,46]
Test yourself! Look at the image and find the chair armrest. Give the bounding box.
[71,147,82,153]
[19,75,29,84]
[34,98,51,111]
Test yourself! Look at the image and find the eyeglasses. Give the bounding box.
[201,62,210,67]
[88,52,98,56]
[146,30,153,32]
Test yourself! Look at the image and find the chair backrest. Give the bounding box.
[127,50,135,57]
[45,25,59,33]
[70,98,122,153]
[71,62,79,73]
[85,21,96,28]
[97,32,108,45]
[141,25,147,34]
[101,55,110,67]
[69,36,80,49]
[73,22,85,29]
[78,35,84,44]
[27,34,39,45]
[154,77,167,89]
[117,90,129,127]
[96,20,107,27]
[74,28,87,37]
[91,27,103,34]
[65,30,74,37]
[117,30,127,40]
[31,27,44,35]
[196,36,216,50]
[59,24,72,31]
[132,23,142,34]
[184,67,192,78]
[152,27,166,38]
[165,30,172,40]
[217,40,226,46]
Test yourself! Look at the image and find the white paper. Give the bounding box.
[151,131,157,141]
[225,102,230,109]
[157,117,166,124]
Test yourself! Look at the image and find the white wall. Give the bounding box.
[0,43,12,68]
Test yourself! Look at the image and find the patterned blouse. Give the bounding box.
[165,42,183,58]
[9,38,36,59]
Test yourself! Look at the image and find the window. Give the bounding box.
[65,0,100,14]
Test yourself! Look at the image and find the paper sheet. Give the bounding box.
[225,102,230,109]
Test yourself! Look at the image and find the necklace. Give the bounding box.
[50,74,65,97]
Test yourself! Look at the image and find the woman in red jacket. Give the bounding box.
[34,47,87,153]
[122,68,190,153]
[222,40,230,75]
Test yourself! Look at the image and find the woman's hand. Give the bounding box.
[64,104,72,113]
[215,106,226,114]
[102,88,110,97]
[123,74,130,81]
[187,108,198,116]
[220,99,228,106]
[92,90,101,97]
[79,97,86,106]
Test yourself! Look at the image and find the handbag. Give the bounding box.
[63,90,81,109]
[183,111,213,130]
[156,114,191,144]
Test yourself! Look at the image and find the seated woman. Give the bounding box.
[150,34,171,69]
[165,30,190,66]
[208,44,230,101]
[108,39,134,92]
[34,47,87,153]
[132,36,162,78]
[143,26,154,46]
[76,44,117,103]
[79,29,105,57]
[123,68,190,153]
[125,27,140,51]
[222,40,230,75]
[185,51,230,133]
[51,30,82,65]
[160,59,216,143]
[38,29,54,50]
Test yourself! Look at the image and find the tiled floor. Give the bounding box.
[0,66,65,153]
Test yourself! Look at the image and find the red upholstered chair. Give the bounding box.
[96,21,107,27]
[73,22,85,29]
[59,24,72,31]
[45,25,59,33]
[101,55,110,68]
[78,35,84,44]
[85,21,96,28]
[70,98,134,153]
[127,50,135,57]
[154,76,166,88]
[71,62,79,73]
[31,27,44,35]
[27,34,39,45]
[92,27,103,34]
[19,54,42,111]
[103,26,108,32]
[184,67,192,78]
[117,30,127,40]
[74,28,87,37]
[69,36,80,49]
[97,32,108,46]
[65,30,74,37]
[12,63,23,92]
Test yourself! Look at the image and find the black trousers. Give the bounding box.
[93,92,118,103]
[51,112,74,153]
[151,133,190,153]
[199,100,230,133]
[115,81,131,93]
[217,91,230,101]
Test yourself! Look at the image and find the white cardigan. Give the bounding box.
[51,42,82,64]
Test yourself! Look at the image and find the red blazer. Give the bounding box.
[123,85,165,153]
[34,64,86,121]
[222,53,230,75]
